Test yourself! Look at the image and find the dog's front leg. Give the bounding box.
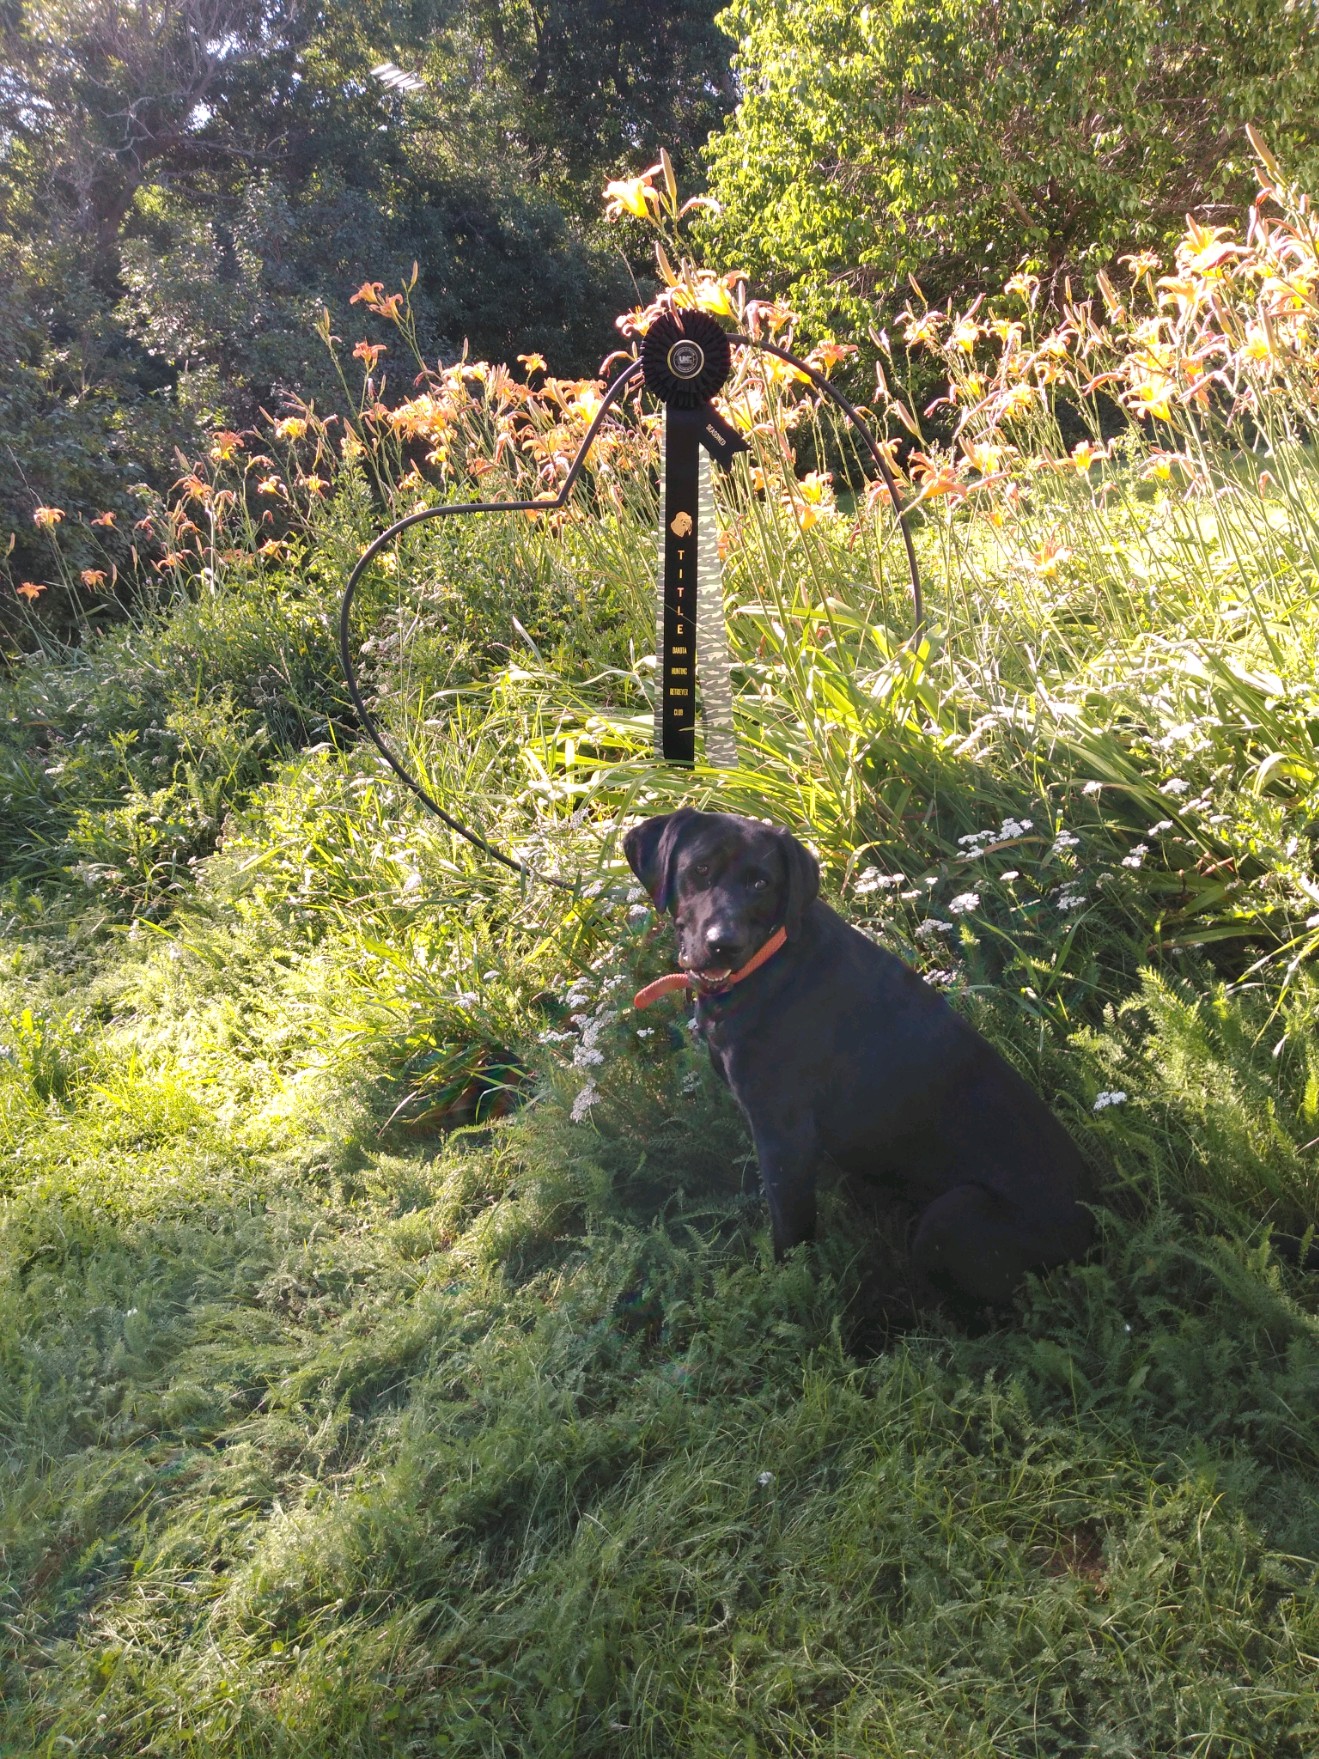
[751,1117,819,1259]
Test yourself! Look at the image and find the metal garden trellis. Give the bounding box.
[339,308,924,892]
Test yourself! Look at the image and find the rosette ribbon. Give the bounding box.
[640,309,749,766]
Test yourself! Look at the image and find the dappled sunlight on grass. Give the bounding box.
[4,163,1319,1756]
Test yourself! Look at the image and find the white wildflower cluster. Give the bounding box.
[626,882,652,923]
[1055,884,1087,913]
[923,969,957,988]
[1160,777,1190,796]
[947,891,980,915]
[570,1082,600,1122]
[1148,819,1174,835]
[855,867,906,897]
[1081,780,1104,797]
[536,966,631,1124]
[572,1008,618,1069]
[1051,830,1081,854]
[915,918,955,939]
[1307,913,1319,930]
[1092,1090,1128,1111]
[958,816,1033,857]
[1120,843,1149,870]
[1156,722,1215,757]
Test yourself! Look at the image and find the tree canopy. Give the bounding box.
[702,0,1319,329]
[0,0,733,582]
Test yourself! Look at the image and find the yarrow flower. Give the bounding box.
[958,817,1032,856]
[1093,1090,1128,1111]
[855,868,905,896]
[570,1081,600,1122]
[1161,778,1190,795]
[915,919,955,938]
[1121,844,1149,869]
[947,892,980,915]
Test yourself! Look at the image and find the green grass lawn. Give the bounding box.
[4,283,1319,1753]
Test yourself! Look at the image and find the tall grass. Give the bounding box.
[2,157,1318,1756]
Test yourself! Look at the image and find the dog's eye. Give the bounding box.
[693,861,711,878]
[749,876,769,891]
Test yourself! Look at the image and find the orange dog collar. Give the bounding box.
[633,924,788,1011]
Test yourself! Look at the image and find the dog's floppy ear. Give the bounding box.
[777,828,820,940]
[623,808,697,913]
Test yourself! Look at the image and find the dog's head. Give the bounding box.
[623,809,819,980]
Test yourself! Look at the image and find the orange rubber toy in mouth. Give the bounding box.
[633,925,787,1010]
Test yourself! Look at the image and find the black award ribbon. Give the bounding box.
[641,310,749,765]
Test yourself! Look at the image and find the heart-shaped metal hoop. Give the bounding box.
[339,332,923,892]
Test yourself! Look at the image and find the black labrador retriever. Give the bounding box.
[624,808,1093,1306]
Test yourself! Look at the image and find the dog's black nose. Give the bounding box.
[705,928,739,963]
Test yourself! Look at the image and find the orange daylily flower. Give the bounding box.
[210,430,244,461]
[1027,536,1073,577]
[805,339,855,376]
[33,506,64,527]
[80,568,108,588]
[910,454,968,503]
[350,281,385,309]
[962,440,1003,474]
[902,314,942,349]
[1179,220,1241,275]
[352,341,387,371]
[996,383,1037,419]
[693,276,738,320]
[90,511,117,527]
[1128,376,1175,421]
[603,175,657,221]
[17,580,47,600]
